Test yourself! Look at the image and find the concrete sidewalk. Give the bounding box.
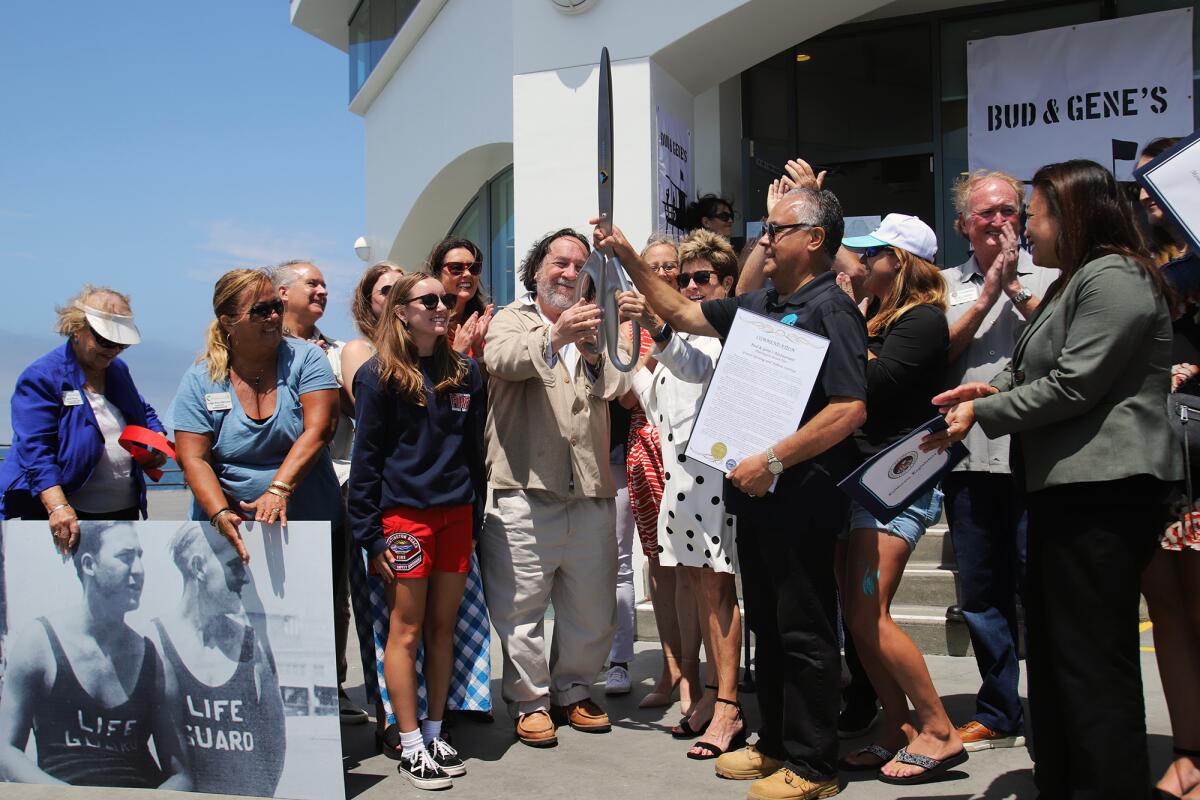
[4,622,1175,800]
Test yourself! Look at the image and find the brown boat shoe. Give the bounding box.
[515,708,558,748]
[956,720,1026,752]
[551,698,612,733]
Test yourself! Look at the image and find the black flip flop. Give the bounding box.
[838,744,896,772]
[877,746,969,785]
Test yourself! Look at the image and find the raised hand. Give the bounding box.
[765,176,796,216]
[784,158,826,191]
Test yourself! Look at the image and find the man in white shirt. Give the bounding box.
[940,171,1057,752]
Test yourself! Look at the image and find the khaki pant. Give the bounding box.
[479,488,617,716]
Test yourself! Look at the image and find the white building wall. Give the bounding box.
[361,0,513,269]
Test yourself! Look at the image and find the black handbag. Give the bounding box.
[1168,391,1200,521]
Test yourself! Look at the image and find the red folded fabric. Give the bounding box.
[118,425,175,482]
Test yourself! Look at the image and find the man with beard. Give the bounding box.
[0,522,190,789]
[150,523,285,797]
[273,260,366,726]
[480,228,632,748]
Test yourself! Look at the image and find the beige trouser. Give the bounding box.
[479,487,617,716]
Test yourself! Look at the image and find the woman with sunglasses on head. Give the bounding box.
[0,285,166,552]
[837,215,961,785]
[171,268,342,563]
[686,194,736,241]
[347,273,487,790]
[427,238,495,366]
[926,160,1180,799]
[619,229,744,761]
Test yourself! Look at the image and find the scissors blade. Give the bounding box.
[596,47,614,240]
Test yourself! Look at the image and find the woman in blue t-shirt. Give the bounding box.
[171,268,341,562]
[347,272,486,791]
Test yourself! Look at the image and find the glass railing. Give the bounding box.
[349,0,420,100]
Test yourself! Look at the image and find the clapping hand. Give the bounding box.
[783,158,826,191]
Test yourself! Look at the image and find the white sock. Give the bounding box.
[421,718,443,745]
[399,728,424,758]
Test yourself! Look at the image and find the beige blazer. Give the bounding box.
[974,254,1182,492]
[483,298,631,498]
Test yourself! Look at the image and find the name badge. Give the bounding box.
[205,392,233,412]
[449,393,470,413]
[62,390,83,407]
[950,286,980,305]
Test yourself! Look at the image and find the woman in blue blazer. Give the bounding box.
[0,287,165,553]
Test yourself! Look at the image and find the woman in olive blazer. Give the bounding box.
[925,160,1180,800]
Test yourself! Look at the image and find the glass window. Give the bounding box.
[348,0,422,100]
[449,166,516,307]
[349,2,370,101]
[369,0,396,69]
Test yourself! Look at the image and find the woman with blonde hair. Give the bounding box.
[0,285,165,551]
[835,215,963,784]
[347,272,487,790]
[171,268,341,562]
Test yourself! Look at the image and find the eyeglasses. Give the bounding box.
[648,261,679,274]
[677,271,716,288]
[708,211,734,222]
[405,293,456,311]
[443,261,483,276]
[247,298,285,321]
[969,205,1020,221]
[859,246,894,260]
[760,219,816,245]
[89,325,129,351]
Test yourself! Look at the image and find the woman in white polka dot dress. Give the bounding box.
[622,229,745,761]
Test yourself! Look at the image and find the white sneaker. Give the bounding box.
[604,664,631,695]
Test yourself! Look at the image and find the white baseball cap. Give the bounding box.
[76,302,142,345]
[843,213,938,262]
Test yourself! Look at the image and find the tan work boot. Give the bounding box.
[551,698,611,733]
[515,709,557,747]
[747,767,840,800]
[715,743,786,780]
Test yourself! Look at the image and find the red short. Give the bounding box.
[375,504,474,579]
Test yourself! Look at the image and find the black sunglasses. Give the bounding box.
[443,261,483,276]
[406,292,457,311]
[760,219,816,245]
[247,298,285,321]
[89,325,130,351]
[677,271,717,288]
[860,246,894,260]
[708,211,734,222]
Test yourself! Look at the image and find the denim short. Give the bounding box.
[844,487,944,551]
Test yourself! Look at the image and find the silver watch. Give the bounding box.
[1011,286,1033,304]
[766,447,784,475]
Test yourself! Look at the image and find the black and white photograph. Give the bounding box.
[0,520,343,800]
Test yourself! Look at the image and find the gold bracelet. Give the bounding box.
[269,480,294,494]
[47,502,71,515]
[266,487,290,500]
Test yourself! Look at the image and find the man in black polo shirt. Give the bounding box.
[594,186,866,800]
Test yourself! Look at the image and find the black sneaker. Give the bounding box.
[837,699,880,739]
[398,747,452,790]
[427,736,467,777]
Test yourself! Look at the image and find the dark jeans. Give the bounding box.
[736,485,845,781]
[943,471,1027,734]
[1024,475,1166,800]
[333,488,352,687]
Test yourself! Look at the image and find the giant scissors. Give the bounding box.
[575,47,640,371]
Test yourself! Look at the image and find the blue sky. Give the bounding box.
[0,2,364,437]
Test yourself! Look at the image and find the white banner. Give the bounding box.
[657,106,692,236]
[968,9,1193,181]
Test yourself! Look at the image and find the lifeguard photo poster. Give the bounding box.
[0,520,344,800]
[968,8,1193,181]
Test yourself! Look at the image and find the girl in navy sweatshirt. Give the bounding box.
[347,272,487,790]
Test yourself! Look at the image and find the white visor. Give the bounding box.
[76,302,141,345]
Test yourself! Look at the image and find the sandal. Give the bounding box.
[877,745,968,785]
[671,684,716,739]
[686,698,746,760]
[838,743,896,772]
[375,724,403,761]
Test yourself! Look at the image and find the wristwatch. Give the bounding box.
[651,322,673,344]
[1011,286,1033,305]
[766,447,784,475]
